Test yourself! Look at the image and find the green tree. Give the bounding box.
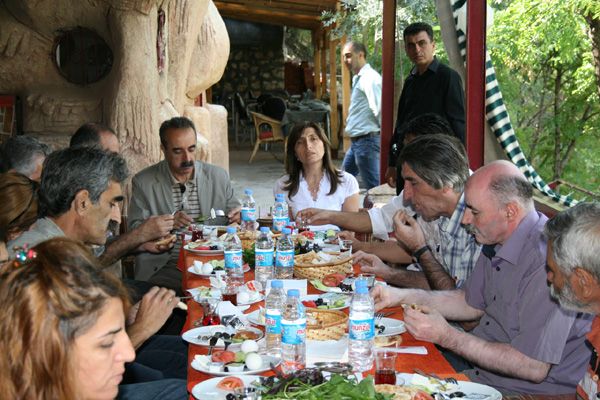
[489,0,599,193]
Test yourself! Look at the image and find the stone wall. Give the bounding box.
[214,45,285,101]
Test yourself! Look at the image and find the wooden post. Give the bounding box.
[320,29,327,98]
[328,32,340,155]
[340,35,351,153]
[313,30,322,99]
[466,0,486,170]
[381,0,397,182]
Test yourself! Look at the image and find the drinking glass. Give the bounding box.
[375,350,397,385]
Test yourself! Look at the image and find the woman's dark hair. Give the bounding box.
[0,172,39,242]
[283,121,343,198]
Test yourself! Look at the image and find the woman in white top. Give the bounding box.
[274,122,359,227]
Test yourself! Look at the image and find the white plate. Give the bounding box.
[311,279,387,294]
[187,264,250,277]
[191,375,262,400]
[300,294,351,310]
[191,354,280,376]
[245,309,264,326]
[182,325,264,347]
[237,293,264,306]
[184,241,224,255]
[396,373,502,400]
[377,317,406,337]
[186,286,221,300]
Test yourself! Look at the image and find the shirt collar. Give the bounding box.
[494,210,543,266]
[438,192,467,235]
[410,56,440,76]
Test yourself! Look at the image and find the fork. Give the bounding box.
[414,368,458,385]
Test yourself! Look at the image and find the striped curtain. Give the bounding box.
[450,0,577,206]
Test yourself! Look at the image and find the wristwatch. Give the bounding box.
[412,245,431,264]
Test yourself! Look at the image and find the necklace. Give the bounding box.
[306,172,323,201]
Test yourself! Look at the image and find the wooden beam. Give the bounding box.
[313,30,323,98]
[340,35,351,153]
[216,0,333,13]
[216,4,321,29]
[380,0,396,182]
[466,0,486,170]
[328,33,339,153]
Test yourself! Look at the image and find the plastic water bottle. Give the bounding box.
[255,227,274,288]
[265,280,286,357]
[223,226,244,291]
[272,194,289,232]
[241,188,256,232]
[281,289,306,373]
[275,227,294,279]
[348,280,375,372]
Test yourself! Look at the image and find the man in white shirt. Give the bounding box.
[341,41,382,190]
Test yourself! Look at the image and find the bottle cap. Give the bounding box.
[355,280,367,288]
[226,226,237,234]
[271,280,283,289]
[287,289,299,297]
[260,226,270,233]
[355,285,369,294]
[245,188,253,195]
[276,193,284,200]
[282,227,292,235]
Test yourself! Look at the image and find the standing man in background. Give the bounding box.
[341,41,382,190]
[387,22,465,192]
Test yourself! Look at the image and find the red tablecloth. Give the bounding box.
[180,250,460,396]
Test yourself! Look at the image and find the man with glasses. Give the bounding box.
[129,117,240,292]
[386,22,465,193]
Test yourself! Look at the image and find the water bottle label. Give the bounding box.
[281,318,306,345]
[276,249,294,268]
[273,216,289,232]
[349,317,374,340]
[224,250,243,269]
[241,207,256,222]
[255,248,274,267]
[265,309,281,334]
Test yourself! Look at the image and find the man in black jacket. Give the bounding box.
[386,22,465,193]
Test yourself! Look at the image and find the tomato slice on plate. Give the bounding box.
[302,300,317,308]
[211,350,236,364]
[216,376,244,391]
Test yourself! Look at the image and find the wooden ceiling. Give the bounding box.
[213,0,338,30]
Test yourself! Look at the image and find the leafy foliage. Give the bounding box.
[489,0,599,194]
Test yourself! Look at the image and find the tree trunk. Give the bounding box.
[585,14,600,99]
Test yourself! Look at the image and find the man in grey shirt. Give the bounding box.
[371,160,592,395]
[341,41,382,190]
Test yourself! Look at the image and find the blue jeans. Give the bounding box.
[123,335,188,383]
[342,135,380,190]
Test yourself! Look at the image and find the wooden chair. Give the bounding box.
[248,111,287,163]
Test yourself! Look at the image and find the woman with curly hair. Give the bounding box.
[0,237,135,399]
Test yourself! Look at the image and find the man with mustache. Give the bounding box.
[129,116,241,291]
[545,202,600,400]
[371,160,592,395]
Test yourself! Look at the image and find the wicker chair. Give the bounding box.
[248,111,287,163]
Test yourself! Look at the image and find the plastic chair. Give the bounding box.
[248,111,287,163]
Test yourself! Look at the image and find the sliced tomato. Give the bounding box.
[302,300,317,308]
[212,350,236,364]
[413,390,434,400]
[299,231,315,240]
[216,376,244,391]
[322,276,340,287]
[331,273,346,282]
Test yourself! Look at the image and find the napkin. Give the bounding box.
[381,346,428,355]
[306,338,349,366]
[216,301,248,324]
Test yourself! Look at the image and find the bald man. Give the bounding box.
[371,161,592,395]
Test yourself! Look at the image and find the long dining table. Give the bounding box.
[179,249,464,397]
